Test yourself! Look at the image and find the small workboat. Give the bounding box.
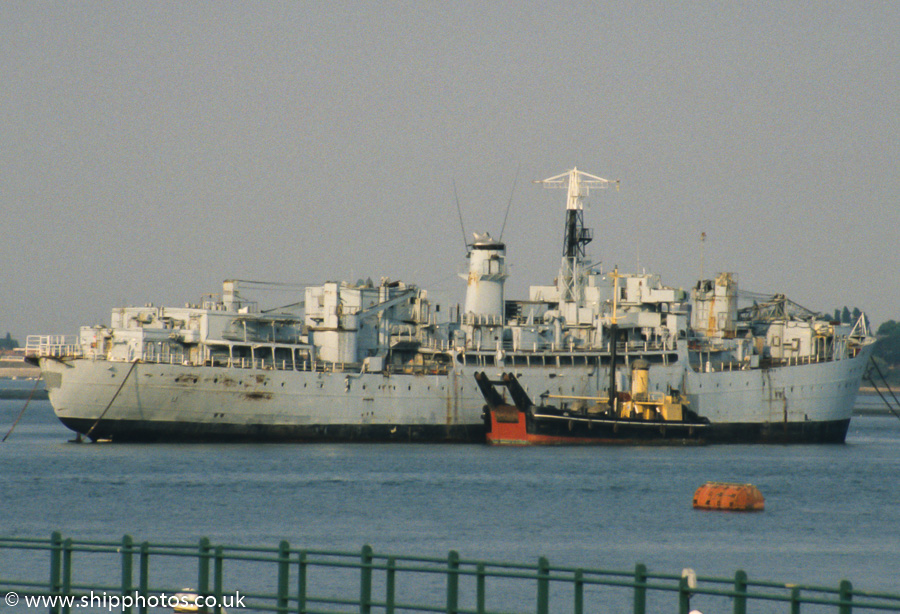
[476,359,709,445]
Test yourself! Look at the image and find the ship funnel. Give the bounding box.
[691,273,738,338]
[223,280,238,311]
[630,359,650,401]
[461,233,508,319]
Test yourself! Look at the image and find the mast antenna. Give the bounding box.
[700,231,706,280]
[499,164,520,242]
[452,179,469,252]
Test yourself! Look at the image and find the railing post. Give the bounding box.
[198,537,210,608]
[839,580,853,614]
[574,569,584,614]
[733,570,747,614]
[386,556,396,614]
[476,563,486,614]
[297,550,307,614]
[536,556,549,614]
[633,564,647,614]
[62,538,73,614]
[446,550,459,614]
[790,586,801,614]
[277,540,290,614]
[360,545,373,614]
[49,531,62,614]
[139,542,150,614]
[121,534,134,614]
[214,546,224,612]
[678,575,691,614]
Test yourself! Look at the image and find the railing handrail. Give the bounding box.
[24,335,83,359]
[0,532,896,614]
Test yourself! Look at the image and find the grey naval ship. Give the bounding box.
[26,168,874,444]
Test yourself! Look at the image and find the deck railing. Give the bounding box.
[24,336,83,360]
[1,533,898,614]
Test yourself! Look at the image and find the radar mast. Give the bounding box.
[534,167,618,303]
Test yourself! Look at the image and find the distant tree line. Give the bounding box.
[874,320,900,367]
[828,308,900,383]
[830,306,899,370]
[0,332,18,350]
[832,306,862,324]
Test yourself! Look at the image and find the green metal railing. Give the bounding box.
[1,532,898,613]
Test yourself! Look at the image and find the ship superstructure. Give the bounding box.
[27,168,874,443]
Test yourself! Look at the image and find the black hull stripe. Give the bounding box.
[62,417,850,444]
[60,418,484,444]
[706,419,850,444]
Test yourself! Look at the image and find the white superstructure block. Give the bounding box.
[462,234,508,319]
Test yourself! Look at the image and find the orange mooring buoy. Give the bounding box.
[693,482,765,511]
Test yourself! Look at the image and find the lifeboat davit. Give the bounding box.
[692,482,765,511]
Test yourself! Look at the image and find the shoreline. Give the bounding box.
[859,386,900,394]
[0,363,47,399]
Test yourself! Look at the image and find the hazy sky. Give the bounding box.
[2,2,898,342]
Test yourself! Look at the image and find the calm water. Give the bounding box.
[1,381,899,597]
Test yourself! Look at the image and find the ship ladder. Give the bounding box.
[864,359,900,422]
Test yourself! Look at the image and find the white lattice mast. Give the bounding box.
[534,167,618,303]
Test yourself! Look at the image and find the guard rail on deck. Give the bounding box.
[1,533,898,614]
[24,336,83,360]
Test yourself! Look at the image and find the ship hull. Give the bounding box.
[39,343,871,444]
[39,359,486,443]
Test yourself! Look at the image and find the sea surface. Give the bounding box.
[1,379,899,602]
